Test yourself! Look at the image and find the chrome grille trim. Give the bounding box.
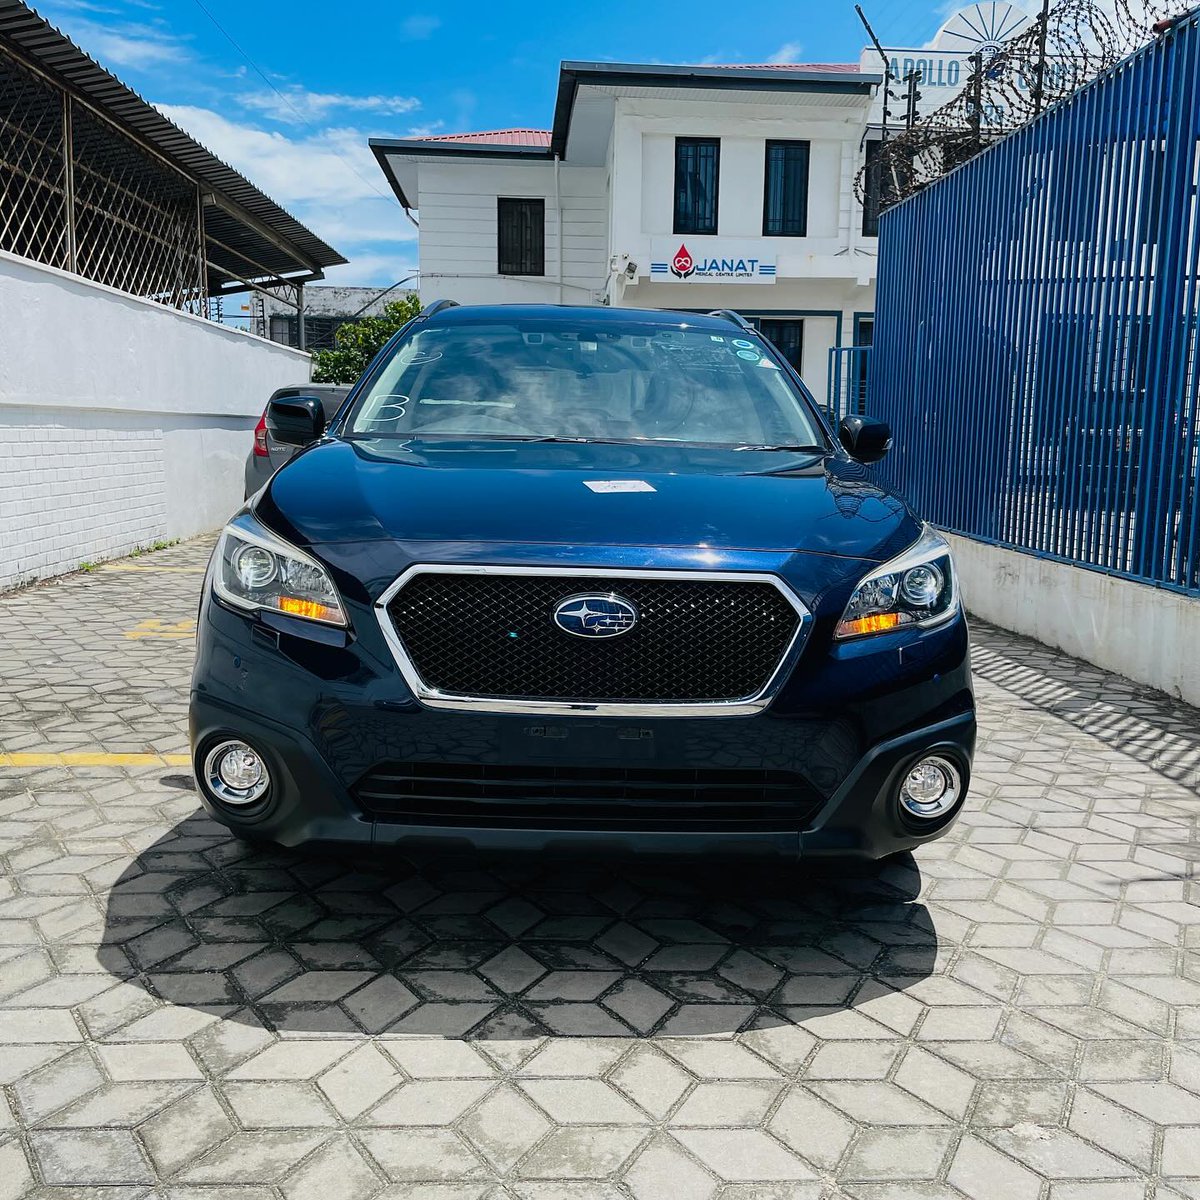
[373,564,813,717]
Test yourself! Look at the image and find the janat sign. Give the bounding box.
[649,239,777,285]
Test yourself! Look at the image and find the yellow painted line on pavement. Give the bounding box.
[102,564,206,574]
[123,619,197,640]
[0,752,192,768]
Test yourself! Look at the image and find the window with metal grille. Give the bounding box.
[763,141,809,237]
[270,314,351,350]
[673,138,720,235]
[497,197,545,275]
[861,140,914,237]
[755,318,804,373]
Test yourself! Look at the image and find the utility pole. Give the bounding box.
[1031,0,1051,116]
[856,5,893,144]
[967,52,983,153]
[903,68,922,130]
[856,6,908,210]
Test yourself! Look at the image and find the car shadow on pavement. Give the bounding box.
[96,802,936,1041]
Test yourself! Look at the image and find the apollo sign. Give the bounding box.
[648,239,777,285]
[862,2,1046,126]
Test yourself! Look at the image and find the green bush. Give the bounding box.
[311,294,422,384]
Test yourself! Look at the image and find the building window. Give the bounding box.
[754,318,804,373]
[674,138,720,235]
[763,141,809,237]
[269,314,351,350]
[497,197,545,275]
[861,141,913,237]
[862,141,884,237]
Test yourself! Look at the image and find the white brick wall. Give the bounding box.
[0,420,167,582]
[0,251,312,591]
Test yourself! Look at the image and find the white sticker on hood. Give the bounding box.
[584,480,657,493]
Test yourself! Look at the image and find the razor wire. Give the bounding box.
[854,0,1185,209]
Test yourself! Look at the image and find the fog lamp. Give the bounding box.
[898,755,962,820]
[203,739,270,806]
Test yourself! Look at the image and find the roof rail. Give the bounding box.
[706,309,757,333]
[419,299,459,319]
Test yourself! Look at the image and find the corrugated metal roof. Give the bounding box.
[0,0,346,276]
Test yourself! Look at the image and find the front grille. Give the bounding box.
[354,762,825,831]
[386,572,801,704]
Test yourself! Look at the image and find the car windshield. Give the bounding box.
[345,318,827,449]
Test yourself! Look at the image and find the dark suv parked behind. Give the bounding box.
[244,383,351,498]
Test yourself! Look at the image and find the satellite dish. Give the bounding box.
[934,2,1033,58]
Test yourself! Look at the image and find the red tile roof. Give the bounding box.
[413,129,552,146]
[705,62,862,72]
[418,65,864,147]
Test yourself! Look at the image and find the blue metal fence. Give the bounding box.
[870,13,1200,596]
[827,346,872,423]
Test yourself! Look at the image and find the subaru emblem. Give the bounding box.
[552,593,638,639]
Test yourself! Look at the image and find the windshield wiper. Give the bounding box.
[419,434,659,447]
[733,443,830,453]
[501,435,633,445]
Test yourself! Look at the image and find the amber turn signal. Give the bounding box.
[277,596,341,622]
[835,612,902,638]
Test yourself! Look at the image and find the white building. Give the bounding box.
[370,7,1030,403]
[372,62,880,403]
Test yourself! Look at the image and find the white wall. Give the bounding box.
[947,534,1200,709]
[611,96,878,274]
[0,251,312,590]
[415,161,609,306]
[607,96,876,404]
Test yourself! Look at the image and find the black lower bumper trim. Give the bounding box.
[352,761,826,832]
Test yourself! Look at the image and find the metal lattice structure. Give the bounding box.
[0,1,344,319]
[70,99,207,311]
[855,0,1186,210]
[0,50,69,269]
[0,45,210,311]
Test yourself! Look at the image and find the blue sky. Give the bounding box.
[30,0,951,289]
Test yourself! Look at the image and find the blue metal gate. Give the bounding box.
[827,346,872,422]
[870,13,1200,596]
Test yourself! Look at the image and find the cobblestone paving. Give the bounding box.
[1,536,1199,1199]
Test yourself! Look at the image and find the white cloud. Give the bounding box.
[767,41,805,64]
[403,120,447,138]
[241,87,421,124]
[34,4,190,69]
[88,28,184,67]
[153,103,416,283]
[156,104,388,204]
[400,14,440,40]
[322,254,419,288]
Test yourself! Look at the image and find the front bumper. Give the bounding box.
[189,553,976,860]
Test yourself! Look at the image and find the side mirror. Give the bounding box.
[266,396,325,447]
[839,415,892,463]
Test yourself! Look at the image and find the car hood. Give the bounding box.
[256,438,922,562]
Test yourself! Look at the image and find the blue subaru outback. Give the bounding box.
[191,303,975,860]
